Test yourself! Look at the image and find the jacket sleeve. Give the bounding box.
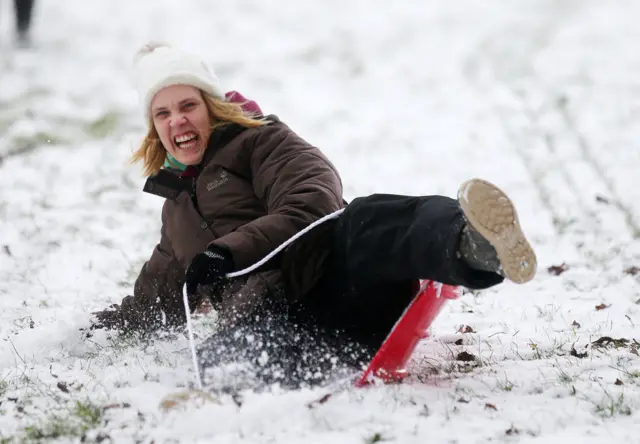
[118,202,188,330]
[209,122,344,269]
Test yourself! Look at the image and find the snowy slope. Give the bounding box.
[1,0,639,442]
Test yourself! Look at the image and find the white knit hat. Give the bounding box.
[132,43,225,119]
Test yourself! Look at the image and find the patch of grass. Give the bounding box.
[85,111,121,138]
[0,380,8,396]
[442,360,481,376]
[496,375,515,392]
[615,366,640,383]
[75,401,103,424]
[594,393,632,418]
[557,369,573,385]
[526,339,569,360]
[12,131,66,148]
[364,432,386,443]
[529,342,542,360]
[107,331,144,354]
[534,304,562,322]
[23,400,103,442]
[84,331,144,364]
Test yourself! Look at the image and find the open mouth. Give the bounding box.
[174,131,199,150]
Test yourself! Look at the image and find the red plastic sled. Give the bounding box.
[356,280,459,387]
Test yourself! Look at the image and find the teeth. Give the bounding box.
[175,133,197,143]
[178,140,196,150]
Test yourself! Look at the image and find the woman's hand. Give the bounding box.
[185,246,234,296]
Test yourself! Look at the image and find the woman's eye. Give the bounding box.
[155,111,169,118]
[182,102,195,110]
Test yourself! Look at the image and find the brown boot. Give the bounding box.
[457,179,537,284]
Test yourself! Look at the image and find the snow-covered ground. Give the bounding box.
[1,0,639,442]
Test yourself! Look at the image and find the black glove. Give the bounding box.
[185,246,234,296]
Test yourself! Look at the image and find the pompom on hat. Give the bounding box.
[132,43,225,119]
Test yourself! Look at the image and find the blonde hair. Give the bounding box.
[131,91,267,176]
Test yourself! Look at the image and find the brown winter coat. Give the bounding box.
[116,116,344,330]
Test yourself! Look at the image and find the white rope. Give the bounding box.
[182,284,204,390]
[182,208,345,389]
[225,208,345,278]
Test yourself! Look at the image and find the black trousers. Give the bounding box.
[198,194,503,390]
[12,0,34,33]
[294,194,503,348]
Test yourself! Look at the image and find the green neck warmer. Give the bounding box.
[164,154,187,171]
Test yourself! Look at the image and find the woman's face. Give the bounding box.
[151,84,211,166]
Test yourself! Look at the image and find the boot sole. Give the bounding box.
[457,179,537,284]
